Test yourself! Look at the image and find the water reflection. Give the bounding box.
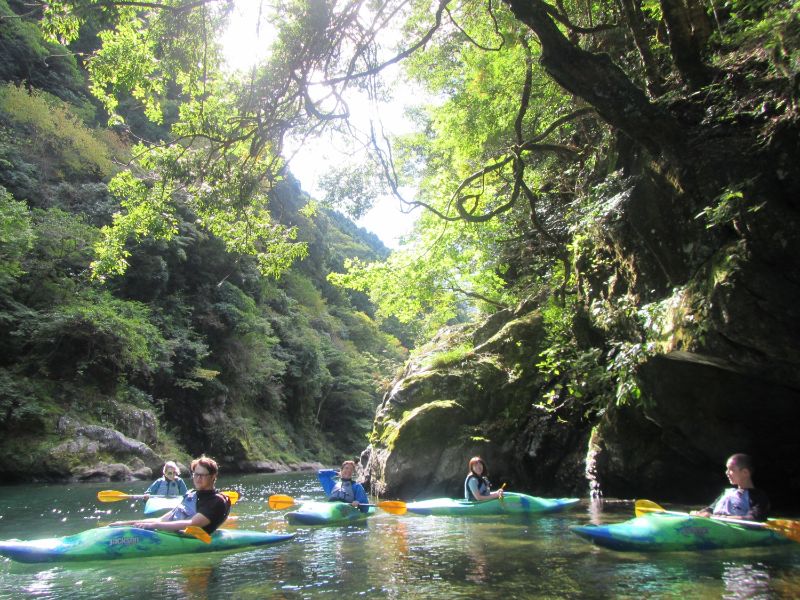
[1,474,799,599]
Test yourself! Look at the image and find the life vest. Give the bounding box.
[713,488,751,517]
[464,474,491,501]
[329,479,357,503]
[169,491,199,521]
[149,477,184,497]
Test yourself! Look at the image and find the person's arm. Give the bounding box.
[318,470,338,496]
[468,478,501,501]
[132,512,212,532]
[690,491,722,517]
[177,478,188,495]
[354,483,370,512]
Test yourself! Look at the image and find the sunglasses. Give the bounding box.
[192,472,213,478]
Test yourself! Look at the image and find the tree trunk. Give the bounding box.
[503,0,683,159]
[660,0,712,89]
[620,0,665,97]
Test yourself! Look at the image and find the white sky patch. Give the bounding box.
[220,0,421,249]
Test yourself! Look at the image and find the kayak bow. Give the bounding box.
[0,527,294,563]
[405,492,580,516]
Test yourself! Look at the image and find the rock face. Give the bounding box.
[49,415,163,482]
[363,90,800,510]
[591,352,800,508]
[364,313,593,500]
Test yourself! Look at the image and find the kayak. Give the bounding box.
[405,492,580,516]
[571,513,792,552]
[285,501,374,526]
[144,496,182,516]
[0,527,295,563]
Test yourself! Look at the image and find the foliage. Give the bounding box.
[20,289,167,383]
[0,186,34,284]
[0,83,119,178]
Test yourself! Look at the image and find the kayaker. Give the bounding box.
[691,453,770,521]
[111,455,231,534]
[465,456,504,501]
[144,461,188,498]
[325,460,369,512]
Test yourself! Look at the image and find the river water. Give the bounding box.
[0,472,798,599]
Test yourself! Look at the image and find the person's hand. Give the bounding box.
[351,501,359,507]
[690,510,711,517]
[143,493,150,500]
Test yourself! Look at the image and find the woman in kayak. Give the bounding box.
[326,460,369,512]
[144,461,188,498]
[691,453,770,521]
[465,456,504,501]
[111,456,231,534]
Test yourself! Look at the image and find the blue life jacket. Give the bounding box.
[329,480,358,503]
[168,491,198,521]
[146,476,187,497]
[713,488,751,517]
[464,474,491,501]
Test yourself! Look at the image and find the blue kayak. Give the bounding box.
[405,492,580,516]
[285,501,374,526]
[571,513,791,552]
[0,527,295,563]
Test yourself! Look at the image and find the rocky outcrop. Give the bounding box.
[48,416,162,481]
[590,351,800,508]
[364,312,593,500]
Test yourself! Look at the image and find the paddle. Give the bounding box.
[97,489,240,505]
[268,494,407,515]
[635,499,800,543]
[183,526,212,544]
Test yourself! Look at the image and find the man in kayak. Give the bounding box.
[691,453,770,521]
[322,460,369,512]
[465,456,504,501]
[111,456,231,534]
[144,460,188,499]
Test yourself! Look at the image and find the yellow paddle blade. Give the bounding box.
[221,490,240,505]
[377,500,407,515]
[268,494,297,510]
[97,490,139,503]
[634,499,665,518]
[183,526,212,544]
[765,519,800,543]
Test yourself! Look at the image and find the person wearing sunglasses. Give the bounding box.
[111,456,231,534]
[143,461,188,499]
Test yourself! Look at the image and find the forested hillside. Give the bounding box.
[0,0,408,481]
[1,0,798,508]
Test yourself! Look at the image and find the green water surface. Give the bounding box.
[0,472,798,599]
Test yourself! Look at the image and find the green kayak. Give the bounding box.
[405,492,580,516]
[571,513,791,552]
[0,527,295,563]
[285,501,374,526]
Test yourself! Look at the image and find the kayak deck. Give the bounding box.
[571,513,791,552]
[285,501,373,526]
[144,496,182,516]
[405,492,580,516]
[0,527,295,563]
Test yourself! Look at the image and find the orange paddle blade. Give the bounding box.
[377,500,407,515]
[221,490,240,505]
[183,526,211,544]
[268,494,297,510]
[765,519,800,543]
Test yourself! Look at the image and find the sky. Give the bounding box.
[219,2,420,249]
